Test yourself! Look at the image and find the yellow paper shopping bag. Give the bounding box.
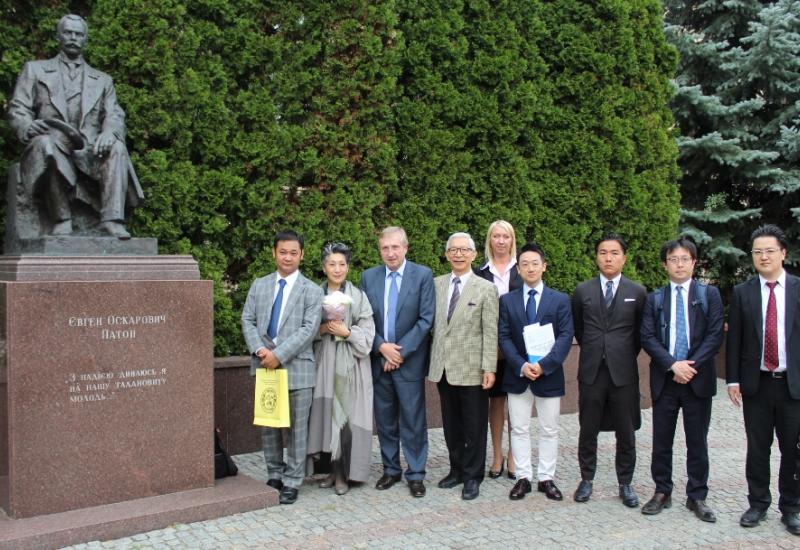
[253,368,290,427]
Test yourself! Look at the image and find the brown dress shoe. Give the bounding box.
[686,498,716,523]
[641,492,671,515]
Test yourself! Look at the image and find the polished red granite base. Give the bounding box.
[0,474,277,550]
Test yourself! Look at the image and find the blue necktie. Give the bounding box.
[674,285,689,360]
[267,279,286,340]
[604,280,614,308]
[386,272,399,342]
[526,289,537,324]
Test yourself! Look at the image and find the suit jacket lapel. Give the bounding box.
[536,285,551,322]
[436,276,450,332]
[746,277,764,349]
[663,284,673,351]
[510,288,527,328]
[592,276,609,323]
[396,263,414,314]
[785,275,798,340]
[42,58,69,122]
[446,275,478,332]
[81,67,102,130]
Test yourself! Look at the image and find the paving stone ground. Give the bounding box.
[68,380,798,549]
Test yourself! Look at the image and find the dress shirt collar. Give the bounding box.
[670,279,691,295]
[385,260,407,279]
[481,257,517,275]
[600,273,622,289]
[450,271,472,286]
[523,281,544,297]
[277,269,300,288]
[759,269,786,288]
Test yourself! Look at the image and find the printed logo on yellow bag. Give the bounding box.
[259,385,277,414]
[254,368,290,427]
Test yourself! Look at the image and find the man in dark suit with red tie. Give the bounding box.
[727,224,800,536]
[571,233,647,507]
[640,237,724,522]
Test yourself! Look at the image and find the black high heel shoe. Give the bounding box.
[488,459,505,479]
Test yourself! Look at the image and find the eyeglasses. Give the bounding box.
[519,261,543,269]
[666,256,693,265]
[446,247,474,255]
[751,248,781,257]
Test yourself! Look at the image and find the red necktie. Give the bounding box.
[764,281,779,371]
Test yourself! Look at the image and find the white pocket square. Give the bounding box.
[624,298,636,302]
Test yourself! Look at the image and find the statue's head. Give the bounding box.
[56,14,88,58]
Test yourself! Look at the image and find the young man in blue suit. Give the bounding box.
[241,230,323,505]
[361,226,435,497]
[499,242,574,501]
[640,237,724,522]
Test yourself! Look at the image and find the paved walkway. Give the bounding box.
[68,380,797,549]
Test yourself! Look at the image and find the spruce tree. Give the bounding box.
[666,0,800,293]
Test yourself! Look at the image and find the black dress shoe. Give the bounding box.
[375,473,402,490]
[462,479,480,500]
[438,471,463,489]
[781,512,800,535]
[619,484,640,508]
[509,478,532,500]
[686,498,716,523]
[408,480,426,497]
[279,486,298,505]
[266,478,283,491]
[537,480,563,501]
[739,506,767,527]
[574,480,593,502]
[507,470,517,480]
[488,460,505,479]
[641,492,671,515]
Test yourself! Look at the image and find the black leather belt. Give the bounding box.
[761,370,786,378]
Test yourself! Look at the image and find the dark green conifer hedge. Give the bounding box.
[1,1,679,355]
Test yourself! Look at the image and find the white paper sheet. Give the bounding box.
[523,322,555,363]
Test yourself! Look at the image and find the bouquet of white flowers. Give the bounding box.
[322,291,353,341]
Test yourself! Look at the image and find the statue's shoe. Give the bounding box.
[101,221,131,240]
[51,220,73,236]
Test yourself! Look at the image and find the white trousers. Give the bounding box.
[508,389,561,482]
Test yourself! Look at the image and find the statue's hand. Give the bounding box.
[24,120,50,142]
[93,131,116,156]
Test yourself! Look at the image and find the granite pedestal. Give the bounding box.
[0,256,274,547]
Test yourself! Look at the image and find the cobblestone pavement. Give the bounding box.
[68,380,797,549]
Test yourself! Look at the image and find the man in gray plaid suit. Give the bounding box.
[242,230,323,504]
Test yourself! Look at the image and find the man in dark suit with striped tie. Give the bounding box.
[727,224,800,535]
[571,233,647,507]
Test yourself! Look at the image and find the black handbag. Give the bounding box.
[214,428,238,479]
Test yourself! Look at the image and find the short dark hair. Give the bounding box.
[660,236,697,262]
[750,224,788,250]
[517,241,546,263]
[321,242,352,264]
[595,232,627,254]
[273,230,304,249]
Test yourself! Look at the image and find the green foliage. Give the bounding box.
[2,1,679,354]
[666,0,800,295]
